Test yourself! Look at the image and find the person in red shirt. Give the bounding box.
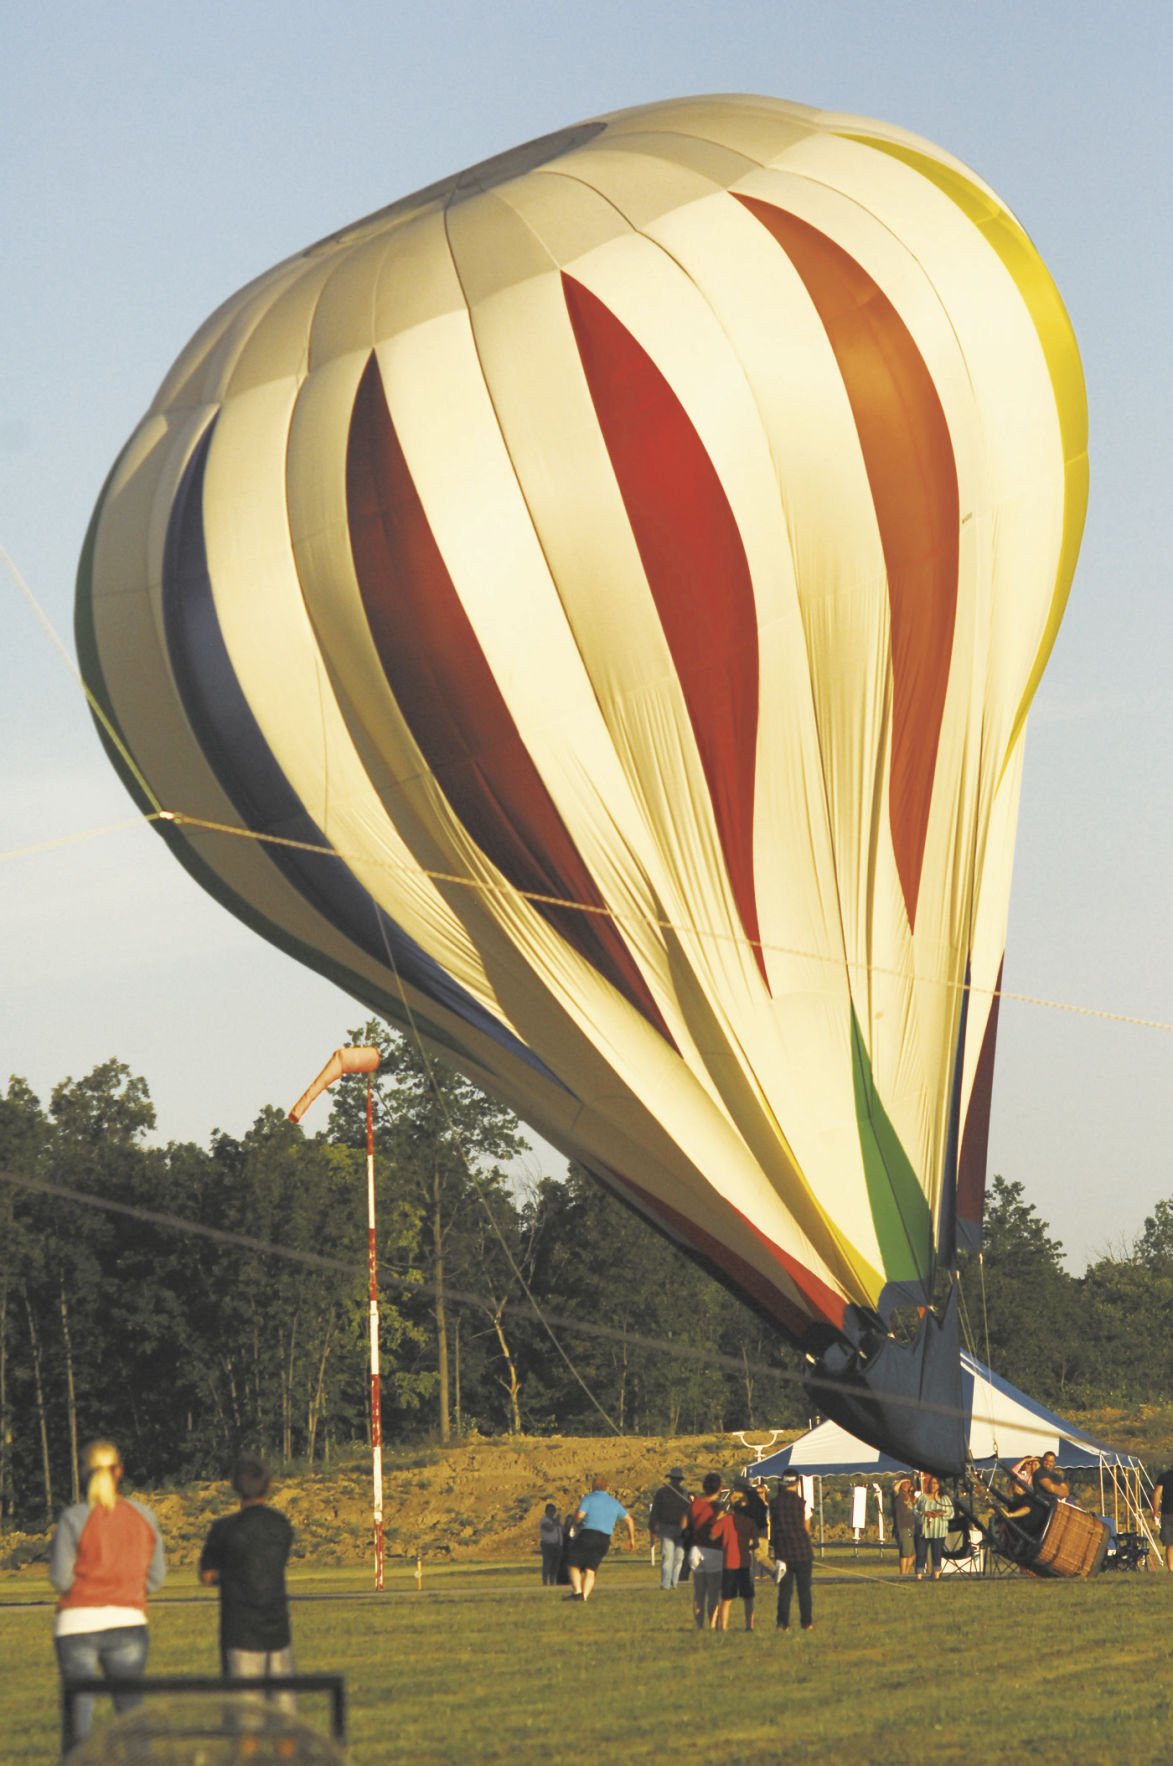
[686,1472,725,1630]
[50,1439,166,1750]
[712,1495,759,1631]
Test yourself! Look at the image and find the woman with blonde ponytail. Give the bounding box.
[49,1439,166,1750]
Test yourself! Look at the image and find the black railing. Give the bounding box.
[61,1673,347,1753]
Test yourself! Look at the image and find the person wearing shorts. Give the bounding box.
[565,1477,636,1601]
[711,1501,758,1631]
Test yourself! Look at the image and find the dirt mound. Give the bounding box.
[5,1434,779,1571]
[271,1433,758,1567]
[6,1403,1154,1572]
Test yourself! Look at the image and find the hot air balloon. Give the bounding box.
[76,94,1087,1472]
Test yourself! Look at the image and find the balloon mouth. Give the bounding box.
[802,1288,967,1477]
[305,120,609,255]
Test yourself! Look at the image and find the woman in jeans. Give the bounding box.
[50,1439,166,1749]
[913,1474,953,1580]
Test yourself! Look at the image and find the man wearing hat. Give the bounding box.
[648,1467,692,1589]
[769,1473,815,1632]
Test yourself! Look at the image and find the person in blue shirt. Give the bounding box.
[565,1476,636,1601]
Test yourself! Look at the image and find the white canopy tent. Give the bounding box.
[752,1351,1144,1476]
[747,1352,1160,1563]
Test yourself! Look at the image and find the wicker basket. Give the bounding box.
[1031,1502,1109,1578]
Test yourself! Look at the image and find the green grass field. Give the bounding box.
[3,1553,1170,1763]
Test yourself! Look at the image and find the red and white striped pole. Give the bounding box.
[364,1072,384,1591]
[290,1044,385,1590]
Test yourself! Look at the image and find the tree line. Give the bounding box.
[1,1023,1168,1528]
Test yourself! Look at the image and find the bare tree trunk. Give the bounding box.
[208,1380,232,1458]
[432,1168,450,1444]
[59,1279,80,1504]
[24,1293,53,1527]
[306,1323,334,1468]
[281,1312,298,1462]
[741,1344,755,1430]
[490,1299,522,1434]
[222,1353,242,1442]
[454,1315,462,1440]
[615,1335,629,1434]
[252,1320,262,1443]
[0,1267,13,1528]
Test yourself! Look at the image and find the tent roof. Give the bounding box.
[752,1352,1142,1477]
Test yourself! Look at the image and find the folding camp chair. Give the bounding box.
[1103,1529,1149,1571]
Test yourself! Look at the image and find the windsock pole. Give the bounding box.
[365,1072,384,1591]
[290,1045,385,1590]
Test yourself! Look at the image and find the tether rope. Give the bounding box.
[3,806,1170,1038]
[0,1165,1141,1456]
[365,899,624,1436]
[5,546,1170,1037]
[1,544,165,814]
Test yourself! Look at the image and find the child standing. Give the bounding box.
[538,1502,564,1585]
[199,1455,296,1706]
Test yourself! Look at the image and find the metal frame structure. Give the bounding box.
[61,1673,347,1753]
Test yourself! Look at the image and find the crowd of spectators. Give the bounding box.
[539,1463,815,1631]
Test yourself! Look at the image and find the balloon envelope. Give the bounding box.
[78,95,1086,1419]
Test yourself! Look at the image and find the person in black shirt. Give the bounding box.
[731,1475,768,1531]
[1031,1452,1070,1504]
[199,1455,296,1709]
[648,1468,692,1589]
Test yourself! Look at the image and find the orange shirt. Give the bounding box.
[54,1499,161,1614]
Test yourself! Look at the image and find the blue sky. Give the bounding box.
[3,1,1170,1270]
